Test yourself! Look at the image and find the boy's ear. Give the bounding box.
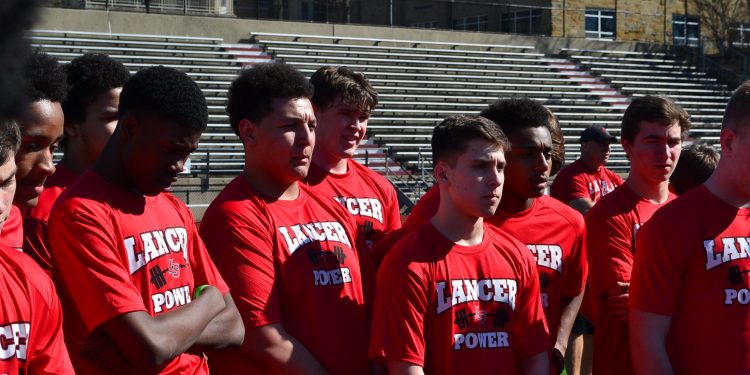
[238,118,257,145]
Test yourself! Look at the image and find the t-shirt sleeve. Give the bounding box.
[403,186,439,229]
[630,217,685,316]
[49,201,147,331]
[384,182,402,233]
[585,210,634,299]
[369,245,430,366]
[22,217,54,275]
[510,240,551,357]
[27,268,74,374]
[562,220,588,298]
[199,203,280,329]
[552,173,590,204]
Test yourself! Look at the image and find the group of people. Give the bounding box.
[0,42,748,375]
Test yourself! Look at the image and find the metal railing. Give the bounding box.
[73,0,233,15]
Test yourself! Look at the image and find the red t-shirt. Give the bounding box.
[48,171,229,375]
[397,187,586,347]
[23,163,78,273]
[0,246,73,374]
[0,205,24,250]
[550,159,623,204]
[199,176,371,375]
[369,223,549,374]
[585,183,675,375]
[632,185,750,374]
[304,159,402,249]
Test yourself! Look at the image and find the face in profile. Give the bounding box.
[440,138,505,219]
[122,113,200,196]
[0,153,16,233]
[243,97,316,187]
[502,126,553,202]
[313,96,368,161]
[14,100,64,208]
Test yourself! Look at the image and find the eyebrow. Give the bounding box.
[0,168,17,185]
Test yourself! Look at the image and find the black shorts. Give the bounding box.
[571,314,594,335]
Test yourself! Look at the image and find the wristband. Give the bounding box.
[193,285,210,299]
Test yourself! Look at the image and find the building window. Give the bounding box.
[673,15,700,47]
[585,9,616,40]
[732,24,750,47]
[452,15,489,32]
[501,9,542,35]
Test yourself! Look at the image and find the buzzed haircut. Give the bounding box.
[479,97,552,137]
[432,114,509,166]
[0,119,21,165]
[722,81,750,131]
[669,141,719,195]
[310,66,378,114]
[227,62,313,136]
[24,51,67,103]
[63,53,130,125]
[119,66,207,133]
[621,95,691,143]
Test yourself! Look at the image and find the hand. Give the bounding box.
[80,329,132,374]
[550,347,565,375]
[602,281,630,321]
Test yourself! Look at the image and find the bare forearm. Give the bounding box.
[388,360,424,375]
[556,293,584,353]
[103,286,225,366]
[245,324,330,375]
[194,293,244,348]
[630,309,674,375]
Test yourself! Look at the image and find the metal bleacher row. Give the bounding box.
[31,29,731,203]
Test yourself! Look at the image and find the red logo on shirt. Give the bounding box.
[436,279,518,314]
[124,227,189,274]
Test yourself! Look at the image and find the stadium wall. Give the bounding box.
[37,6,670,55]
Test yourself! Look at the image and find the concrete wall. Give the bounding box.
[36,6,671,54]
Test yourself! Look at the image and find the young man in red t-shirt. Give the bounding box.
[585,95,689,375]
[0,119,73,374]
[0,52,66,250]
[630,82,750,375]
[397,99,586,374]
[304,66,401,249]
[550,125,623,375]
[199,62,372,374]
[370,114,549,374]
[24,53,130,272]
[47,66,244,374]
[551,126,624,215]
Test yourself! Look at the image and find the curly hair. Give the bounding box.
[480,97,554,136]
[63,53,130,125]
[310,66,378,114]
[0,0,38,121]
[227,62,313,136]
[119,66,207,132]
[24,51,67,103]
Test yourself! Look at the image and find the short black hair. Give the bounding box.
[227,62,313,136]
[63,53,130,125]
[119,66,207,132]
[0,0,38,121]
[24,51,67,103]
[432,114,509,166]
[0,119,20,165]
[480,98,551,137]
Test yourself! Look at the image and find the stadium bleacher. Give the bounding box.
[32,28,731,205]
